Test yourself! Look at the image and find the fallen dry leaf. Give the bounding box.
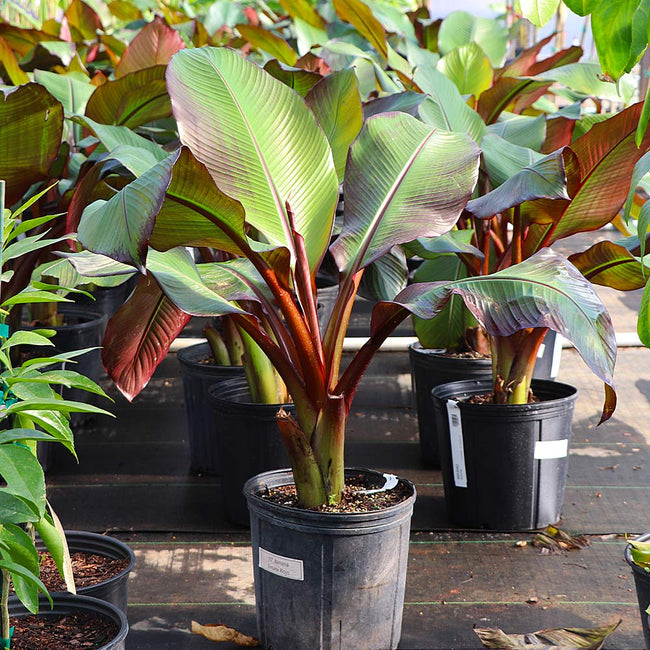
[191,621,259,646]
[533,525,590,554]
[475,619,621,649]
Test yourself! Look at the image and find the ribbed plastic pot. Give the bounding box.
[409,332,562,469]
[244,468,416,650]
[8,593,129,649]
[409,343,491,468]
[208,378,292,526]
[177,343,245,475]
[625,533,650,650]
[432,378,577,531]
[37,531,135,614]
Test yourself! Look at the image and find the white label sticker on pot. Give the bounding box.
[447,400,467,488]
[259,548,304,581]
[534,439,569,460]
[536,343,546,359]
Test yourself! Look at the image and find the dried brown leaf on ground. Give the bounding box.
[533,525,591,554]
[475,619,621,649]
[191,621,260,646]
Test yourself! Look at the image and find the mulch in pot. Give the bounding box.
[11,610,119,649]
[38,552,130,592]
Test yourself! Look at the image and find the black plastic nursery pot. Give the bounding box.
[208,378,292,526]
[409,332,563,469]
[625,533,650,650]
[244,468,416,650]
[37,531,135,614]
[177,342,246,475]
[74,279,137,326]
[432,378,577,531]
[409,343,491,468]
[8,593,129,649]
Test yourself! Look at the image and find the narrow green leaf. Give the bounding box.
[0,445,45,517]
[0,559,50,613]
[638,277,650,347]
[0,524,41,612]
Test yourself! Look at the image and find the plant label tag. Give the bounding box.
[446,400,467,488]
[534,439,568,460]
[259,547,304,581]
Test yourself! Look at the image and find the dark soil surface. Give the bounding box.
[38,552,130,592]
[11,611,119,649]
[262,473,413,513]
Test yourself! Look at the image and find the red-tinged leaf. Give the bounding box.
[0,84,63,206]
[527,45,583,76]
[305,69,362,182]
[477,77,552,124]
[525,102,650,254]
[498,33,554,78]
[263,59,322,96]
[114,16,185,78]
[278,0,326,30]
[332,0,387,59]
[569,240,648,290]
[102,275,191,400]
[85,65,171,128]
[64,0,102,41]
[150,147,247,256]
[236,24,298,66]
[541,116,577,153]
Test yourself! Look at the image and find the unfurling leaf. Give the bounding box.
[475,619,621,649]
[190,621,259,646]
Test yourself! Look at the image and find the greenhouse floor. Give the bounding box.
[45,271,650,649]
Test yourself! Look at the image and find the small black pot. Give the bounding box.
[177,343,246,475]
[244,468,416,650]
[625,533,650,649]
[37,531,135,614]
[432,378,577,531]
[8,593,128,649]
[208,378,292,526]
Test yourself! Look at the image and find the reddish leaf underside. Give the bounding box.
[102,275,191,400]
[115,16,186,78]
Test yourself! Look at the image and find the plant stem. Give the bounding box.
[311,394,346,503]
[1,569,10,645]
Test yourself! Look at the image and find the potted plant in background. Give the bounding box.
[625,535,650,650]
[0,180,128,649]
[399,94,650,530]
[68,44,621,648]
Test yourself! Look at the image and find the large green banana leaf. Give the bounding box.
[331,112,481,274]
[165,47,339,273]
[385,248,616,419]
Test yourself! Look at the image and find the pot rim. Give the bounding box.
[8,592,129,647]
[244,467,416,533]
[625,532,650,577]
